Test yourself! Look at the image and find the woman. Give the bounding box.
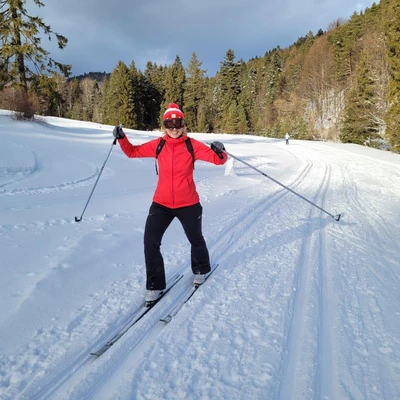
[113,103,227,304]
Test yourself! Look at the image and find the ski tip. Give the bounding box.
[160,316,172,323]
[90,343,112,357]
[90,349,105,357]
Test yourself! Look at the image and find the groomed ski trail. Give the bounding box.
[37,151,316,400]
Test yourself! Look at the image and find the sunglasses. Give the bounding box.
[164,119,184,130]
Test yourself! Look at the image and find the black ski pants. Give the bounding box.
[144,202,211,290]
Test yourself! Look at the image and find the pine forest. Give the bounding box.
[1,0,399,152]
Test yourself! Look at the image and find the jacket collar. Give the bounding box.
[162,133,188,144]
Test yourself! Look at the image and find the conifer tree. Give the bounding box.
[29,73,63,116]
[99,76,109,124]
[328,12,364,85]
[0,53,8,90]
[252,49,283,134]
[133,69,147,130]
[143,61,165,130]
[196,99,210,133]
[66,78,82,120]
[162,56,186,124]
[90,79,102,123]
[340,50,379,144]
[48,73,68,117]
[104,61,135,128]
[220,49,241,105]
[217,49,242,132]
[223,101,239,133]
[236,102,248,133]
[382,0,400,151]
[184,52,206,131]
[264,49,283,104]
[128,60,141,128]
[238,65,257,132]
[0,0,71,92]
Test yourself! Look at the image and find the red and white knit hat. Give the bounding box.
[163,103,184,120]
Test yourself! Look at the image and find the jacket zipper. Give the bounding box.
[171,143,175,207]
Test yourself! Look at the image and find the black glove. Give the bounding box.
[113,125,125,139]
[211,141,225,159]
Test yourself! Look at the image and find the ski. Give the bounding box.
[160,264,219,323]
[91,273,183,356]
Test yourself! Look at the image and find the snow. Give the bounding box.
[0,109,399,400]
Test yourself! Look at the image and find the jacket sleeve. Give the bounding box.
[192,139,228,165]
[118,136,160,158]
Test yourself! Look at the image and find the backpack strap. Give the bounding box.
[155,138,166,175]
[154,137,195,175]
[185,138,195,170]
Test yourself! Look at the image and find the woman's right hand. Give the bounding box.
[113,125,125,139]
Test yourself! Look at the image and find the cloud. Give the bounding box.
[27,0,377,77]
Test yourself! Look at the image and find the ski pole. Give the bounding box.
[224,150,341,221]
[75,137,117,222]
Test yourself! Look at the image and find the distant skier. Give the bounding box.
[113,103,228,304]
[285,133,290,145]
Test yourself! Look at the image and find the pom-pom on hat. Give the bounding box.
[163,103,184,120]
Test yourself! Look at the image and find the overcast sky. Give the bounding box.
[29,0,377,77]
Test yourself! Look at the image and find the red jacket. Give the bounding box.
[118,134,228,208]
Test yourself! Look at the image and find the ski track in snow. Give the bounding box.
[0,138,110,196]
[48,146,332,400]
[0,114,399,400]
[40,163,315,399]
[276,153,334,399]
[1,143,314,400]
[329,157,400,400]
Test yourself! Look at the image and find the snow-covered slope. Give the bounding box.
[0,111,399,399]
